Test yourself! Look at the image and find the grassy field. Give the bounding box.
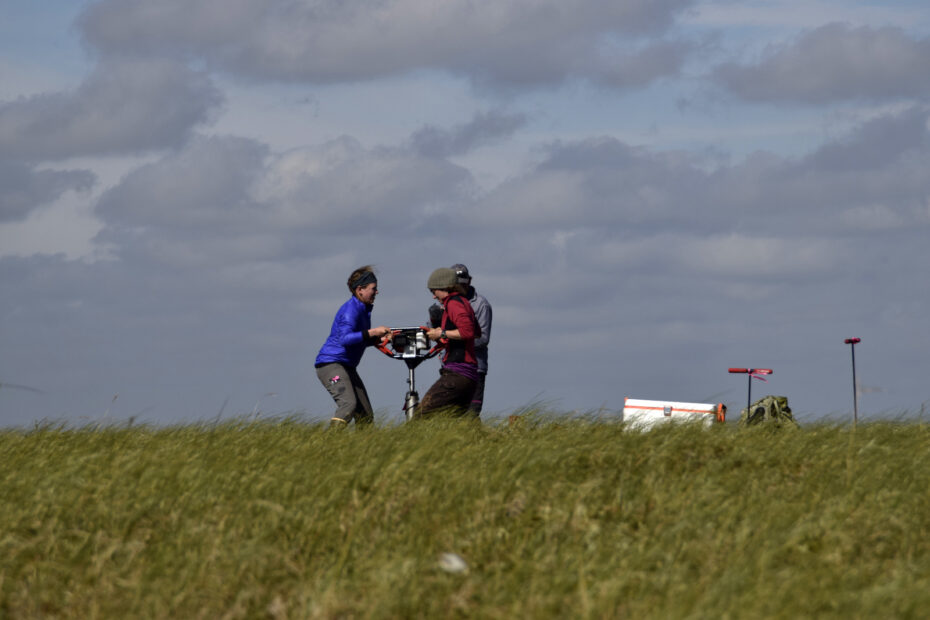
[2,414,929,618]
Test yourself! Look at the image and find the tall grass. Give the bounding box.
[2,415,929,618]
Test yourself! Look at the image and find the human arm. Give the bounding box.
[426,326,464,341]
[367,326,392,339]
[334,301,391,345]
[425,297,475,341]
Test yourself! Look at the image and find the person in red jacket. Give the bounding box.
[418,267,479,418]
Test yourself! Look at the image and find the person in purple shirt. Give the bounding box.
[315,265,391,427]
[420,267,480,418]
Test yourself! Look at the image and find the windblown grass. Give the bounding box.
[2,415,929,618]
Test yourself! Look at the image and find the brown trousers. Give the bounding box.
[417,369,477,419]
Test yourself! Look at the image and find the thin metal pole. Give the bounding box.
[845,338,861,427]
[747,374,752,413]
[850,343,858,426]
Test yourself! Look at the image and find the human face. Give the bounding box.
[431,288,449,302]
[356,282,378,304]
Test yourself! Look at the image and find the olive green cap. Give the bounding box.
[427,267,458,290]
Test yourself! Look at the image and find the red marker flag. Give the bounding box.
[729,367,773,380]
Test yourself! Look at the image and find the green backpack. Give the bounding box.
[739,395,800,428]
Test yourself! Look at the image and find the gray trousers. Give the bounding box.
[316,363,374,425]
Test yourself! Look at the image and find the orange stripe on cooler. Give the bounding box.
[629,406,716,414]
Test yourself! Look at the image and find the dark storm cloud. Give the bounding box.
[0,161,95,222]
[411,110,527,158]
[712,23,930,103]
[79,0,695,89]
[0,59,223,160]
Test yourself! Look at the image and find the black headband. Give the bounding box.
[353,271,377,289]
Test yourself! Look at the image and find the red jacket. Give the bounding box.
[441,293,478,366]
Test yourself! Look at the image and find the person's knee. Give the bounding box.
[333,391,359,421]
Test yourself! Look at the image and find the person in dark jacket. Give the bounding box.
[450,264,492,414]
[419,267,479,418]
[315,266,391,427]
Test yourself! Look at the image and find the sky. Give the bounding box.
[2,0,930,427]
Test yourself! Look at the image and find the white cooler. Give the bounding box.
[622,398,726,430]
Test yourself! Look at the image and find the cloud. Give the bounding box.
[0,59,223,160]
[94,132,476,269]
[79,0,695,90]
[411,110,527,158]
[468,105,930,240]
[0,161,95,222]
[737,106,930,231]
[0,251,329,424]
[5,102,930,424]
[89,105,928,297]
[597,39,696,89]
[804,105,930,171]
[256,137,476,232]
[712,23,930,103]
[467,137,722,233]
[96,134,268,231]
